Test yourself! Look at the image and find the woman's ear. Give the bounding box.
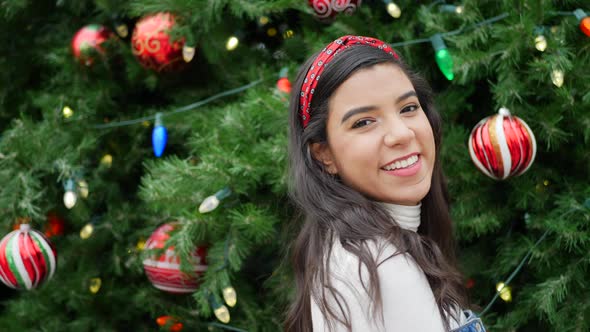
[309,142,338,175]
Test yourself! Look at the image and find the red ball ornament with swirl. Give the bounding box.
[131,12,187,72]
[143,223,207,293]
[308,0,362,20]
[0,224,57,290]
[71,24,112,66]
[468,107,537,180]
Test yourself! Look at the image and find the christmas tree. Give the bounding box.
[0,0,589,331]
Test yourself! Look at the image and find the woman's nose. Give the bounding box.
[383,118,414,147]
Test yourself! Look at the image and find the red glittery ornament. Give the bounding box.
[308,0,362,20]
[71,24,112,66]
[131,13,187,72]
[142,223,207,293]
[468,107,536,180]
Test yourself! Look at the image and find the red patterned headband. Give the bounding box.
[299,35,399,129]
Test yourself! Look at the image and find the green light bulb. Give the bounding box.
[430,34,454,81]
[435,48,454,80]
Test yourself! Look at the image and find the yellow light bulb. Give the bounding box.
[136,238,146,251]
[115,24,128,38]
[100,154,113,167]
[551,69,564,87]
[89,277,102,294]
[78,180,89,198]
[80,223,94,239]
[496,282,513,302]
[222,286,237,307]
[534,35,547,52]
[283,29,294,39]
[226,36,239,51]
[64,190,77,209]
[183,45,195,62]
[62,106,74,118]
[214,305,230,323]
[386,2,401,18]
[259,16,269,25]
[267,28,277,37]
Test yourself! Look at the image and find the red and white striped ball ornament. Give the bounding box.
[308,0,362,20]
[143,223,207,294]
[468,107,537,180]
[0,224,57,290]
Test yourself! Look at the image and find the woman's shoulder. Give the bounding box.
[325,237,414,277]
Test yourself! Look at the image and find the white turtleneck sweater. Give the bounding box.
[311,202,466,331]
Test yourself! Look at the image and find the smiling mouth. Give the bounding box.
[381,154,420,171]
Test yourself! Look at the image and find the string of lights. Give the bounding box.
[90,78,265,129]
[479,229,551,316]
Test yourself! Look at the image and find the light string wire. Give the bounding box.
[207,322,248,332]
[479,229,551,317]
[389,6,583,48]
[90,78,266,129]
[389,12,509,48]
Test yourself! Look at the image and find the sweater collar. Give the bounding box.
[379,202,421,233]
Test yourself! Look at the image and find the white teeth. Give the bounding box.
[383,155,418,171]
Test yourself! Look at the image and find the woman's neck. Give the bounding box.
[379,202,421,232]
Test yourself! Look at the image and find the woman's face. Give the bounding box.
[311,63,435,206]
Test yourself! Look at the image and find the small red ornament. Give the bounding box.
[131,12,187,72]
[468,107,536,180]
[71,24,112,66]
[44,211,66,238]
[0,224,58,290]
[308,0,362,20]
[466,278,475,289]
[143,223,207,293]
[156,316,183,332]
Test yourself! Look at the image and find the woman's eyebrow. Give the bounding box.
[340,90,418,124]
[341,105,378,124]
[396,90,418,103]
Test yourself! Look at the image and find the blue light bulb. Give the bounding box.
[152,113,167,157]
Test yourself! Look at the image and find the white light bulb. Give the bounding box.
[455,5,464,14]
[386,2,401,18]
[226,36,239,51]
[64,191,77,209]
[199,195,220,213]
[534,35,547,52]
[551,69,564,87]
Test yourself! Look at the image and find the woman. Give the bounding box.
[284,36,486,332]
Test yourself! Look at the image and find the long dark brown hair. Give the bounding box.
[284,45,470,331]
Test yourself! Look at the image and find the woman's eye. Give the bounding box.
[352,119,373,128]
[401,104,420,113]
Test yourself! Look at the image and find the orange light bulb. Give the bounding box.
[581,16,590,37]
